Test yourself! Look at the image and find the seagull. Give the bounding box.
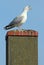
[4,5,31,30]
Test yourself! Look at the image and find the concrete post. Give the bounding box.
[6,30,38,65]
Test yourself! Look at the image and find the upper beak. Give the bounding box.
[29,6,32,10]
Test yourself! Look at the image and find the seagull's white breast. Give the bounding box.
[21,13,27,24]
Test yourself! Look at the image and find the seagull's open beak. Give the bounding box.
[29,6,32,10]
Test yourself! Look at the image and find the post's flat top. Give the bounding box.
[6,30,38,37]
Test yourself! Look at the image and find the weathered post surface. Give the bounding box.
[6,30,38,65]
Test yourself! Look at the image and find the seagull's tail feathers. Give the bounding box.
[4,25,15,30]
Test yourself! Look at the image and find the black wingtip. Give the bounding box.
[4,26,9,30]
[4,26,7,30]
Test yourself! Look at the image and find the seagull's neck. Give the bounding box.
[20,10,28,16]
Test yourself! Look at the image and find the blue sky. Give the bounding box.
[0,0,44,65]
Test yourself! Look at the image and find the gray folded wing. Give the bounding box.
[9,16,24,26]
[4,16,24,30]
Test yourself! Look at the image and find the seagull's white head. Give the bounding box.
[24,5,32,12]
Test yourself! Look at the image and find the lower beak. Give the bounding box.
[29,6,32,10]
